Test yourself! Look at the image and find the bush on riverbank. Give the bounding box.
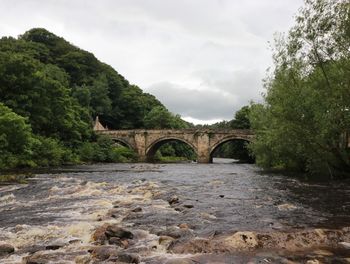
[0,103,35,169]
[0,174,31,184]
[78,136,137,163]
[249,0,350,178]
[0,103,136,169]
[153,150,190,163]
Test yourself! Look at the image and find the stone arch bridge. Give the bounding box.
[97,129,254,163]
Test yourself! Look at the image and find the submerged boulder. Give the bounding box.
[157,226,192,239]
[92,224,134,245]
[165,259,195,264]
[224,231,258,249]
[168,195,179,205]
[159,236,175,247]
[105,225,134,239]
[89,245,119,261]
[114,252,140,263]
[0,243,14,256]
[339,241,350,249]
[92,224,109,243]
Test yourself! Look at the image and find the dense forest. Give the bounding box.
[0,28,190,169]
[249,0,350,178]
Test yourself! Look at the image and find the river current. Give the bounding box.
[1,159,350,263]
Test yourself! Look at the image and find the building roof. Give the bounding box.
[93,116,107,131]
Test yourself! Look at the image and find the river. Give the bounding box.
[0,159,350,263]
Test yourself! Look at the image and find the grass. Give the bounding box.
[0,173,31,184]
[156,156,192,163]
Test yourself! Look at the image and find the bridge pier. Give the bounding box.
[197,155,211,163]
[196,132,211,163]
[134,133,147,162]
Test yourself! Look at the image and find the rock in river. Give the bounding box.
[157,226,192,239]
[178,223,189,229]
[105,225,134,239]
[113,252,140,263]
[89,245,119,261]
[92,224,109,243]
[131,207,142,213]
[165,259,195,264]
[109,237,129,248]
[168,195,179,205]
[159,236,175,247]
[92,223,134,244]
[224,231,259,249]
[0,243,14,256]
[339,241,350,249]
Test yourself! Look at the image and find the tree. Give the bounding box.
[88,74,112,116]
[0,103,33,168]
[144,106,188,129]
[249,0,350,177]
[231,106,251,129]
[0,51,90,144]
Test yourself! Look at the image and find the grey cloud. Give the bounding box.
[147,82,236,120]
[193,68,264,99]
[147,67,263,120]
[0,0,303,122]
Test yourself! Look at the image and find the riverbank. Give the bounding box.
[0,174,32,185]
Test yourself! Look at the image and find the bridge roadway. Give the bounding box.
[97,129,254,163]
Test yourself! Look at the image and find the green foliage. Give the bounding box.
[158,144,176,157]
[31,136,74,167]
[115,85,162,129]
[0,50,90,144]
[88,74,112,116]
[0,103,34,169]
[144,106,188,129]
[249,0,350,177]
[109,146,137,163]
[0,174,30,184]
[231,106,251,129]
[155,153,189,163]
[0,104,32,155]
[0,28,197,168]
[78,136,136,163]
[0,27,167,129]
[0,28,189,169]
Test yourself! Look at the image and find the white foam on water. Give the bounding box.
[0,253,29,264]
[0,177,174,262]
[277,203,298,211]
[66,222,95,244]
[0,194,16,206]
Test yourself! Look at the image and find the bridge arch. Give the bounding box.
[209,136,252,163]
[146,136,197,162]
[111,138,136,152]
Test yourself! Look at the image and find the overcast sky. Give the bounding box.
[0,0,303,124]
